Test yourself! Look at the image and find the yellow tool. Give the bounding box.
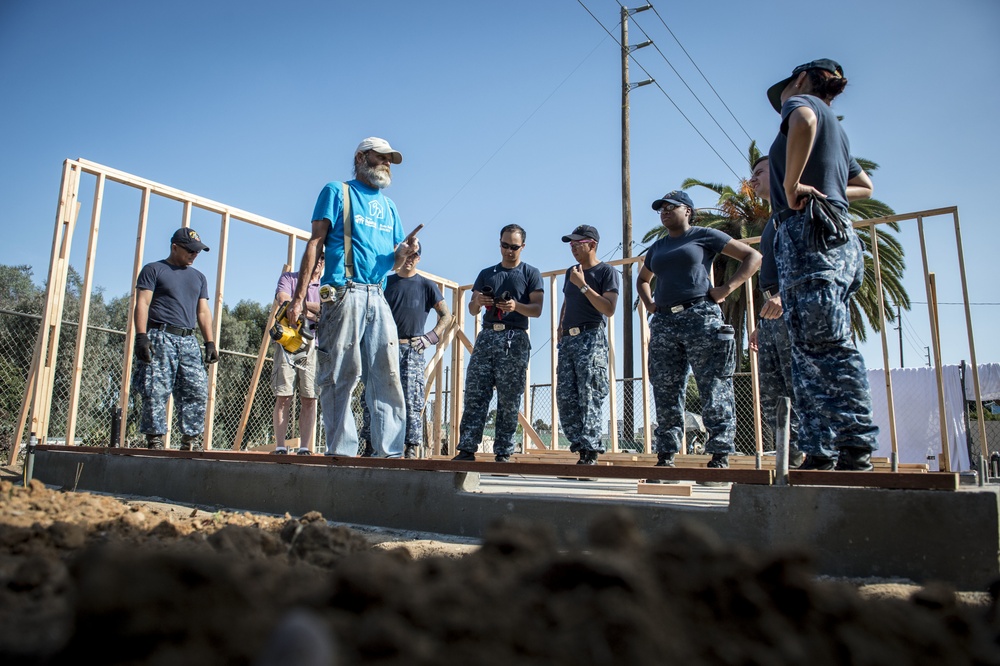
[269,301,314,366]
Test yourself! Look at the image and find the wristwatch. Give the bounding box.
[579,285,590,294]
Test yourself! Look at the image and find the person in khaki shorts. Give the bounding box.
[271,257,323,454]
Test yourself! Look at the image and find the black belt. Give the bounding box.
[661,296,706,314]
[774,208,798,226]
[149,322,195,337]
[563,322,603,336]
[485,323,527,332]
[760,287,778,300]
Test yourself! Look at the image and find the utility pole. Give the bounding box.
[620,5,653,447]
[897,304,903,367]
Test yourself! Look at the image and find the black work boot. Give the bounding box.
[655,452,676,467]
[835,447,874,471]
[145,434,165,450]
[788,446,806,469]
[799,454,835,471]
[403,445,417,459]
[707,453,729,469]
[179,434,202,452]
[494,454,511,463]
[360,441,376,458]
[451,450,476,462]
[576,449,597,465]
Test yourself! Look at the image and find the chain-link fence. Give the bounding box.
[0,310,381,461]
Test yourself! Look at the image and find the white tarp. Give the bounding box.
[966,362,1000,401]
[867,365,970,471]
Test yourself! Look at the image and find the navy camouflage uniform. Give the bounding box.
[134,330,207,436]
[642,224,738,457]
[648,301,736,455]
[768,79,879,462]
[775,213,877,458]
[557,329,609,455]
[756,218,800,452]
[457,261,543,458]
[556,257,619,458]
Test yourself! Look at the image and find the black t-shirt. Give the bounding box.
[768,94,862,213]
[642,227,731,308]
[472,262,544,330]
[135,260,209,329]
[561,262,620,329]
[383,273,444,339]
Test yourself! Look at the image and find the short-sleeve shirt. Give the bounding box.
[768,94,862,213]
[311,179,404,287]
[384,274,444,339]
[275,271,321,333]
[561,262,620,330]
[136,260,209,330]
[472,262,544,331]
[642,227,731,308]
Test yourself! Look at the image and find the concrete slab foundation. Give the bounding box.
[32,449,1000,590]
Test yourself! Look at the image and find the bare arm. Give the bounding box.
[430,300,453,339]
[846,170,874,202]
[197,299,214,343]
[287,219,329,325]
[784,106,820,210]
[708,240,762,304]
[637,265,656,313]
[133,289,153,334]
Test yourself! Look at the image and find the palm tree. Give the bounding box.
[641,142,910,352]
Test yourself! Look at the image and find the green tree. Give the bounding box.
[642,142,909,349]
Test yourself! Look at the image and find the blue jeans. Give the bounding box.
[315,283,406,457]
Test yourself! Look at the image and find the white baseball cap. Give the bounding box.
[355,137,402,164]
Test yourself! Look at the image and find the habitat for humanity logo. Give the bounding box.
[367,200,385,219]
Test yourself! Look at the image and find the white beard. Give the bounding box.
[358,161,392,189]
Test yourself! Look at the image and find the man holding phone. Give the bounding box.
[287,137,421,458]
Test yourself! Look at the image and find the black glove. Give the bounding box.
[806,195,849,252]
[204,341,219,364]
[135,333,152,364]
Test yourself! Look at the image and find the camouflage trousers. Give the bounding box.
[457,328,530,457]
[775,211,879,457]
[648,301,736,455]
[132,328,207,436]
[556,328,609,453]
[361,344,426,448]
[756,315,799,449]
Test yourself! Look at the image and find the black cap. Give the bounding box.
[651,190,694,211]
[171,227,210,252]
[767,58,844,113]
[561,224,600,243]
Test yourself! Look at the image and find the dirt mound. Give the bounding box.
[1,477,998,665]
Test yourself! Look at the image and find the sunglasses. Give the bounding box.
[500,241,524,251]
[570,240,595,247]
[658,203,682,213]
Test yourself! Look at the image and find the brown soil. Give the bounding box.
[1,465,998,665]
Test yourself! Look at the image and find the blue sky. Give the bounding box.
[1,0,997,381]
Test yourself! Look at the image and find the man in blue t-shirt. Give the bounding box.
[133,227,218,451]
[453,224,544,462]
[286,137,421,458]
[556,225,619,465]
[359,244,453,459]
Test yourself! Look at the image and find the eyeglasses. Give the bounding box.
[658,204,681,213]
[570,240,595,247]
[500,241,524,251]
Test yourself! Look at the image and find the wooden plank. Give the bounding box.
[788,469,959,491]
[638,482,693,496]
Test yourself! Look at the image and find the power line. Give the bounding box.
[910,301,1000,306]
[647,3,755,145]
[575,0,743,180]
[619,0,748,162]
